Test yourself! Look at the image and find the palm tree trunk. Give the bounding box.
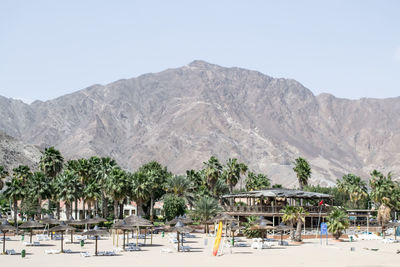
[74,199,78,219]
[104,197,109,218]
[119,203,124,219]
[113,200,118,219]
[13,198,18,233]
[88,201,92,218]
[95,200,98,216]
[56,201,60,219]
[295,219,302,241]
[82,199,86,219]
[290,222,295,240]
[136,200,144,216]
[150,196,154,222]
[66,202,71,219]
[37,198,42,220]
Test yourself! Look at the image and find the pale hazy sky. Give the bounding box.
[1,0,400,103]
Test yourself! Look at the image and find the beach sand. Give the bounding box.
[1,234,399,267]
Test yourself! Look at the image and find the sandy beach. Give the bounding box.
[1,233,399,267]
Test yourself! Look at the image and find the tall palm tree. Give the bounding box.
[54,170,82,219]
[130,171,150,217]
[84,178,101,217]
[0,165,8,190]
[105,168,130,219]
[281,206,297,240]
[337,173,368,208]
[369,170,395,230]
[95,157,118,218]
[294,207,308,241]
[203,156,222,191]
[191,196,221,233]
[293,157,311,190]
[165,175,194,208]
[39,147,64,218]
[327,207,349,239]
[245,172,271,191]
[223,158,246,194]
[4,176,25,230]
[27,172,52,219]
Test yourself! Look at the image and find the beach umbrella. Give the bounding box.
[19,219,45,243]
[213,213,236,222]
[169,221,193,252]
[82,226,110,256]
[112,220,136,250]
[40,214,61,225]
[64,217,86,243]
[49,221,75,253]
[275,223,293,244]
[122,216,154,246]
[250,218,275,240]
[229,221,242,246]
[166,215,193,225]
[81,215,107,225]
[0,220,16,254]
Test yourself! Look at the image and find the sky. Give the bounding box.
[0,0,400,103]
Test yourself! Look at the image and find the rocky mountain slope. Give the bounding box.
[0,131,42,172]
[0,60,399,187]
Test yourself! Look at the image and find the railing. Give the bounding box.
[223,205,329,214]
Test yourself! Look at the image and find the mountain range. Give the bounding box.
[1,60,399,187]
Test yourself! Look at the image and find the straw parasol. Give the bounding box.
[169,221,193,252]
[19,219,45,243]
[228,221,242,246]
[49,221,75,253]
[250,217,274,240]
[63,217,87,243]
[40,214,60,225]
[0,220,16,254]
[275,222,293,245]
[81,215,107,225]
[112,220,137,250]
[82,225,110,256]
[166,215,193,225]
[122,216,154,246]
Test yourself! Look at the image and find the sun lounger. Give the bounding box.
[235,243,250,247]
[98,251,116,256]
[80,252,91,257]
[64,249,73,253]
[174,244,191,252]
[45,249,61,254]
[183,234,196,238]
[24,241,40,246]
[0,237,11,241]
[6,249,16,255]
[125,246,141,251]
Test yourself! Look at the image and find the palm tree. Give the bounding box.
[39,147,64,218]
[4,176,25,230]
[293,157,311,190]
[26,172,52,219]
[294,207,308,241]
[327,207,349,239]
[84,178,101,217]
[203,156,222,191]
[130,171,150,217]
[165,175,193,202]
[0,165,8,190]
[191,196,221,233]
[138,161,169,221]
[369,170,395,230]
[95,157,118,218]
[245,172,271,191]
[54,170,82,219]
[337,173,368,208]
[105,168,130,219]
[281,206,297,240]
[223,158,246,194]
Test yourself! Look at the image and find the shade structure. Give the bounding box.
[40,215,61,225]
[0,220,17,254]
[228,221,242,246]
[212,213,236,222]
[250,222,276,240]
[82,226,110,256]
[124,215,152,226]
[112,220,137,250]
[20,219,45,243]
[169,221,193,252]
[166,215,193,225]
[115,217,154,246]
[49,222,76,253]
[275,223,293,244]
[81,215,107,225]
[254,216,273,225]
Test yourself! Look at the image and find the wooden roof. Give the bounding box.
[222,188,332,199]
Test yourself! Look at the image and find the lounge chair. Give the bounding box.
[161,248,173,253]
[45,249,61,254]
[6,249,16,255]
[80,252,91,257]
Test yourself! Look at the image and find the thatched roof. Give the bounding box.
[222,188,332,199]
[0,220,17,232]
[49,222,75,232]
[19,220,44,229]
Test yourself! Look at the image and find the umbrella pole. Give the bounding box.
[71,230,73,243]
[281,232,283,244]
[123,230,126,250]
[177,232,180,252]
[61,231,63,253]
[144,227,147,245]
[151,228,153,246]
[3,232,5,254]
[95,236,98,256]
[136,227,139,247]
[30,229,33,243]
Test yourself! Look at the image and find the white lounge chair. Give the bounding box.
[6,249,16,255]
[80,252,91,257]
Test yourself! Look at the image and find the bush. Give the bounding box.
[163,194,186,221]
